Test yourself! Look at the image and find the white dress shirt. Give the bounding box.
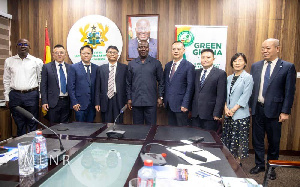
[169,58,183,77]
[109,62,117,93]
[82,61,92,73]
[200,65,213,81]
[3,54,43,101]
[258,58,278,103]
[55,61,68,96]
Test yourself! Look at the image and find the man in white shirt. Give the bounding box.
[41,44,71,124]
[3,38,43,136]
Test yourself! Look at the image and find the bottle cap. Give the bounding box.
[36,131,42,135]
[161,153,167,158]
[144,159,153,166]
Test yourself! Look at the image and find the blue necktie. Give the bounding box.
[85,65,91,85]
[59,64,67,94]
[263,61,272,98]
[200,70,207,87]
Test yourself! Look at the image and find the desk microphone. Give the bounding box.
[14,106,66,162]
[106,105,126,139]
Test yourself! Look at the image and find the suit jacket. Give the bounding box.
[163,59,195,112]
[191,67,227,120]
[95,62,128,112]
[250,59,296,118]
[67,61,98,110]
[128,38,157,59]
[226,70,253,120]
[41,61,70,108]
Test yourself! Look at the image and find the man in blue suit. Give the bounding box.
[128,19,157,59]
[163,41,195,126]
[95,46,128,123]
[41,44,70,124]
[67,45,98,122]
[191,49,227,131]
[249,38,296,180]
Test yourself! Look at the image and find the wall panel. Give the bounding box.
[7,0,300,151]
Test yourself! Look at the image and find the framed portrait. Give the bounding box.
[126,14,159,61]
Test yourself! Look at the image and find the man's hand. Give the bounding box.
[181,106,188,112]
[127,100,132,110]
[157,98,163,107]
[73,104,81,111]
[214,116,221,121]
[279,113,289,122]
[5,101,9,108]
[95,105,100,112]
[42,104,49,111]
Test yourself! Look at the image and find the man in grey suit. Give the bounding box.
[128,19,157,59]
[249,38,296,180]
[191,49,227,131]
[41,44,70,124]
[95,46,128,123]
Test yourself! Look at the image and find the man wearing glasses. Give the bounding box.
[95,46,128,123]
[41,44,71,124]
[3,38,43,136]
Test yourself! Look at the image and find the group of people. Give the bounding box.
[3,38,296,181]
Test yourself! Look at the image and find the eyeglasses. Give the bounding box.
[17,43,29,47]
[54,52,65,55]
[107,51,118,55]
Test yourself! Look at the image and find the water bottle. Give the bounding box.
[33,131,48,170]
[138,160,156,187]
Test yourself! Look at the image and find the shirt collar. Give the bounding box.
[109,62,118,68]
[15,54,33,60]
[264,57,278,65]
[173,58,183,66]
[55,61,65,66]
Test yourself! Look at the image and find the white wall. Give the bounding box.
[0,0,7,13]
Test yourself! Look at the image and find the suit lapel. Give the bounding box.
[255,61,264,86]
[79,62,90,84]
[268,59,283,86]
[171,60,185,82]
[197,69,203,92]
[230,70,245,94]
[200,67,215,90]
[51,61,59,86]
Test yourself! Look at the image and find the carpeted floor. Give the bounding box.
[240,154,300,187]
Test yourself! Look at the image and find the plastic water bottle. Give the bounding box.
[33,131,48,170]
[138,160,156,187]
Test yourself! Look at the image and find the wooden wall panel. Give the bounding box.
[6,0,300,151]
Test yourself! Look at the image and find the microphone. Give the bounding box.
[106,105,126,139]
[14,106,66,162]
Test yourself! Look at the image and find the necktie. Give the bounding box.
[59,64,67,94]
[169,62,177,80]
[200,69,207,87]
[85,65,91,85]
[263,61,272,98]
[107,65,115,99]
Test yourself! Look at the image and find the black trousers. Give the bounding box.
[167,106,189,126]
[48,97,70,124]
[191,116,219,131]
[9,90,39,136]
[132,106,156,125]
[101,95,123,123]
[252,103,281,167]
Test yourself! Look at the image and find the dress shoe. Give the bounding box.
[269,168,276,180]
[250,166,265,174]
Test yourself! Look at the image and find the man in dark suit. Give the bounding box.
[41,44,70,124]
[67,45,98,122]
[164,41,195,126]
[95,46,128,123]
[127,40,164,125]
[128,19,157,59]
[249,38,296,180]
[191,49,227,131]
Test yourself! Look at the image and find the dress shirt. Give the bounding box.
[3,54,43,101]
[169,58,183,77]
[258,58,278,103]
[55,61,68,97]
[200,65,213,81]
[109,62,117,93]
[82,61,92,73]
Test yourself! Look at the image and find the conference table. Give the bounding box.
[0,122,246,186]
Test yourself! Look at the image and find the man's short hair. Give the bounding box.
[201,48,214,57]
[54,44,65,49]
[172,41,185,48]
[106,45,119,53]
[80,45,93,54]
[230,53,247,68]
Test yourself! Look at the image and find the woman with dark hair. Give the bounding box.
[222,53,254,165]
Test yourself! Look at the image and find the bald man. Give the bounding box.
[249,38,296,180]
[128,19,157,59]
[3,39,43,136]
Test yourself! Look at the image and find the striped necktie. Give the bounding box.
[107,65,115,99]
[200,69,207,87]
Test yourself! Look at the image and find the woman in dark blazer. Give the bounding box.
[222,53,254,165]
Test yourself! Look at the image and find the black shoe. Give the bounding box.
[269,168,276,180]
[250,166,265,174]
